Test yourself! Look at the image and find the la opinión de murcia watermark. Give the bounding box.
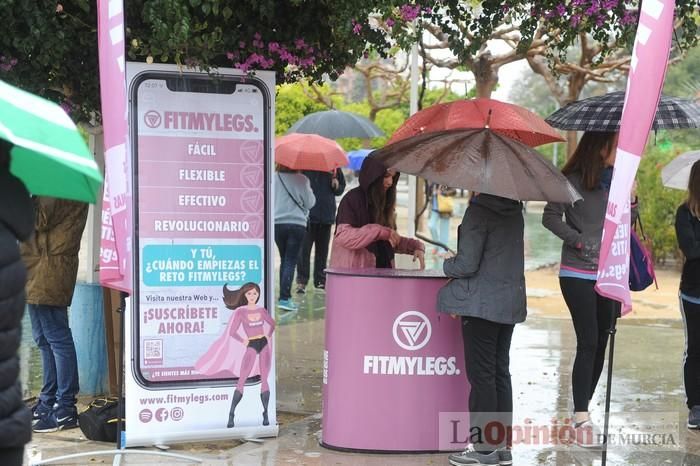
[438,412,681,451]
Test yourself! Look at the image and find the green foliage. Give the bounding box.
[636,139,690,264]
[275,84,328,135]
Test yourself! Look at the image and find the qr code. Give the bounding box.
[144,339,162,359]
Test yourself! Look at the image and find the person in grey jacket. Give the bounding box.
[274,164,315,312]
[438,193,525,466]
[542,131,620,447]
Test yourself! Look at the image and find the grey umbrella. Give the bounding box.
[546,91,700,132]
[371,128,581,204]
[287,110,384,139]
[662,150,700,190]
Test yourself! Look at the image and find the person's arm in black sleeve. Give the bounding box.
[676,205,700,260]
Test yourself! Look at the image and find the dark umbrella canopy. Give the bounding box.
[287,110,384,139]
[371,129,581,204]
[546,91,700,132]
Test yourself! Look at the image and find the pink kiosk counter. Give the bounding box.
[321,268,470,452]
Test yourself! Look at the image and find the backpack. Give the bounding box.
[78,397,122,442]
[629,217,657,292]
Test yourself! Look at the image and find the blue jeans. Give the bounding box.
[275,223,306,301]
[28,304,79,411]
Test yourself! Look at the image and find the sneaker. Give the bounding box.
[295,284,306,294]
[277,299,298,312]
[315,282,325,290]
[448,445,499,465]
[498,448,513,465]
[574,420,605,449]
[689,405,700,430]
[30,401,52,426]
[34,407,79,433]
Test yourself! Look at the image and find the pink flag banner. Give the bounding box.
[97,0,132,293]
[595,0,675,314]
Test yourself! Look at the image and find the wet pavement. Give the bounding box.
[23,288,700,464]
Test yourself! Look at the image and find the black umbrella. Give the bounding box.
[287,110,384,139]
[546,91,700,132]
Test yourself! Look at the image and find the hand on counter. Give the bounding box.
[413,249,425,270]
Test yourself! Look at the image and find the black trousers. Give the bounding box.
[462,316,514,452]
[680,297,700,408]
[296,222,332,287]
[560,277,620,412]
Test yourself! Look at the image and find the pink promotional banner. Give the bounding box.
[97,0,132,293]
[595,0,675,314]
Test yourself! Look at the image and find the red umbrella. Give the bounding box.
[275,133,348,171]
[388,98,565,147]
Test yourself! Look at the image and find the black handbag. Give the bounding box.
[78,397,122,442]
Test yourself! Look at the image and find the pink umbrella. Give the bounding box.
[275,133,348,172]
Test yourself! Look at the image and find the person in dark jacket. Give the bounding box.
[295,168,346,293]
[541,131,620,448]
[675,159,700,430]
[0,142,34,466]
[438,193,525,466]
[20,196,88,432]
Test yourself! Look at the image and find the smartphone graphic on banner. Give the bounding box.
[130,73,270,388]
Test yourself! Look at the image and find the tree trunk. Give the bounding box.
[564,72,587,158]
[471,53,499,98]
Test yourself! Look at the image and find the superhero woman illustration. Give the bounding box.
[194,282,276,428]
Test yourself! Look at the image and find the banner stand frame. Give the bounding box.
[30,293,204,466]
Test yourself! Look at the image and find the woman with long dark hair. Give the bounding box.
[329,156,424,269]
[542,131,620,447]
[675,159,700,430]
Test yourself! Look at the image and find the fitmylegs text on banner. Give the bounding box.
[595,0,675,314]
[97,0,132,293]
[124,63,277,446]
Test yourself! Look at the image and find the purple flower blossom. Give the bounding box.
[226,51,235,60]
[603,0,619,9]
[595,15,605,26]
[621,10,637,25]
[399,4,421,22]
[268,42,280,53]
[253,32,261,41]
[556,4,567,16]
[239,41,246,49]
[294,38,306,49]
[386,18,395,28]
[585,2,600,15]
[544,10,556,19]
[570,14,582,27]
[572,0,587,7]
[353,22,362,34]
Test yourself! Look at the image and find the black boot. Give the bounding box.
[260,390,270,426]
[227,390,243,428]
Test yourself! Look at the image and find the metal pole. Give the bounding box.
[601,310,618,466]
[407,41,419,237]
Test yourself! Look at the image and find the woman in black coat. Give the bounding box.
[675,160,700,430]
[0,142,34,466]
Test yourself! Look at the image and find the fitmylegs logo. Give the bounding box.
[363,310,459,376]
[144,110,162,128]
[393,311,432,351]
